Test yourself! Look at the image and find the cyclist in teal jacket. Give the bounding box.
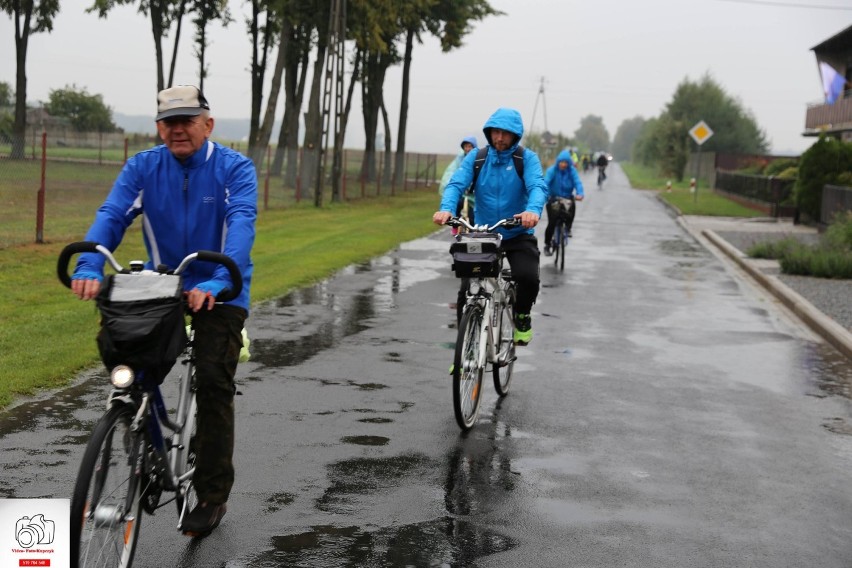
[70,85,256,537]
[543,148,584,254]
[433,107,548,345]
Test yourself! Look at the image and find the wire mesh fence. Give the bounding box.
[0,130,445,250]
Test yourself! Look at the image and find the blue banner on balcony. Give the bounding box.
[819,62,846,105]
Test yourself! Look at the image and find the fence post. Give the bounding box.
[377,151,382,196]
[264,145,271,210]
[415,153,421,188]
[342,150,347,201]
[36,132,47,244]
[296,147,303,203]
[124,138,129,165]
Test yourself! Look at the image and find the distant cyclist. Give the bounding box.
[433,107,548,345]
[543,149,584,255]
[596,152,609,180]
[439,136,478,231]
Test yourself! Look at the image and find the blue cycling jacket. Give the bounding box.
[75,141,257,311]
[544,149,584,199]
[439,108,548,239]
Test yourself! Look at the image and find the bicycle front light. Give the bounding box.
[110,365,135,388]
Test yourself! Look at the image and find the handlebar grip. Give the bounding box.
[195,250,243,303]
[57,241,101,288]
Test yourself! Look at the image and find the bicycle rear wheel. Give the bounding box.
[492,285,516,396]
[71,404,144,568]
[554,225,566,272]
[453,304,484,430]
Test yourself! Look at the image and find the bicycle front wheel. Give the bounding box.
[71,404,144,568]
[174,393,198,523]
[558,225,566,272]
[492,286,516,396]
[453,304,485,430]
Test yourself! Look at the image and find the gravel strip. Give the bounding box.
[716,230,851,331]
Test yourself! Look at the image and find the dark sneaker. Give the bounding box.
[513,313,532,346]
[543,245,553,256]
[567,229,573,238]
[181,502,227,537]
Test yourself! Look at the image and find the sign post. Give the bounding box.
[688,120,714,203]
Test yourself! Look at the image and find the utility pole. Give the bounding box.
[529,76,548,136]
[316,0,346,206]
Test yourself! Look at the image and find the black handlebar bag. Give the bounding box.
[95,273,186,384]
[450,232,503,278]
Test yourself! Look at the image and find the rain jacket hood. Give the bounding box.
[482,108,523,148]
[460,135,478,149]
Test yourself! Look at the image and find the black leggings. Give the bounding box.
[456,233,540,320]
[544,198,576,245]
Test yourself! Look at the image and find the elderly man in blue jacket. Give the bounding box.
[70,85,256,537]
[433,107,548,345]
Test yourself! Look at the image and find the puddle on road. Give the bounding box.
[237,517,515,567]
[341,435,389,446]
[315,453,434,513]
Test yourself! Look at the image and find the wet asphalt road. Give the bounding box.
[4,164,852,567]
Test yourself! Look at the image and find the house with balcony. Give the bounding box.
[804,24,852,142]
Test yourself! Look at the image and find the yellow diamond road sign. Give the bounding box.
[689,120,713,145]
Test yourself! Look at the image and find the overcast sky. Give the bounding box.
[1,0,849,155]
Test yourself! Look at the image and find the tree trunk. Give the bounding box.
[149,3,167,92]
[248,0,269,156]
[250,30,288,168]
[301,40,327,202]
[380,99,392,184]
[167,0,188,88]
[360,51,390,183]
[11,2,31,160]
[393,28,414,185]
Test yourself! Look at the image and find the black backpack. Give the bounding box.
[469,145,525,192]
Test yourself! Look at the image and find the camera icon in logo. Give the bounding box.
[15,514,55,548]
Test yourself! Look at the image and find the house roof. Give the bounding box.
[811,24,852,54]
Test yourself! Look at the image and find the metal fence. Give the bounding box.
[0,130,442,250]
[714,170,797,217]
[821,184,852,228]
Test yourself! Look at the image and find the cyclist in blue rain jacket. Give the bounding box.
[433,107,548,345]
[70,85,256,537]
[543,148,584,255]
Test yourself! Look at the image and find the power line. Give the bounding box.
[714,0,852,10]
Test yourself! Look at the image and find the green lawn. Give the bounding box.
[621,161,764,218]
[0,188,441,409]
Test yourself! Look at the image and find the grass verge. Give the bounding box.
[0,189,441,409]
[620,161,764,217]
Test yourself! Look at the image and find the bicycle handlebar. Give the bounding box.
[57,242,244,303]
[447,216,522,232]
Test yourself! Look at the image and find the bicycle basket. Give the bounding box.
[95,272,186,384]
[552,197,574,215]
[449,232,502,278]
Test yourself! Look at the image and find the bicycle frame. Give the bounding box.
[464,273,509,369]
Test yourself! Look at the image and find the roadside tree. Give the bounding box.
[574,114,609,154]
[611,116,646,162]
[45,85,117,132]
[633,73,768,180]
[1,0,60,158]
